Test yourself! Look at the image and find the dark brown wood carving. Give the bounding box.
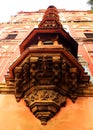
[5,6,92,125]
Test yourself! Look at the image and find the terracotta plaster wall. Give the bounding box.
[0,94,93,130]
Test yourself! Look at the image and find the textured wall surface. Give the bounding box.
[0,95,93,130]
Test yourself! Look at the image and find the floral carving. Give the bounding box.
[24,89,66,106]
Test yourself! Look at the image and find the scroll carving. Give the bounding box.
[24,89,65,104]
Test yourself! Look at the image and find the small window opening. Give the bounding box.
[5,34,17,39]
[43,41,53,45]
[84,33,93,38]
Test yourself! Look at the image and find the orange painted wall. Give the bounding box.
[1,95,93,130]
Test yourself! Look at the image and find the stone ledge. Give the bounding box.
[0,83,15,94]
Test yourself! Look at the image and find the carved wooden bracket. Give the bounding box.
[9,52,89,125]
[24,85,66,125]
